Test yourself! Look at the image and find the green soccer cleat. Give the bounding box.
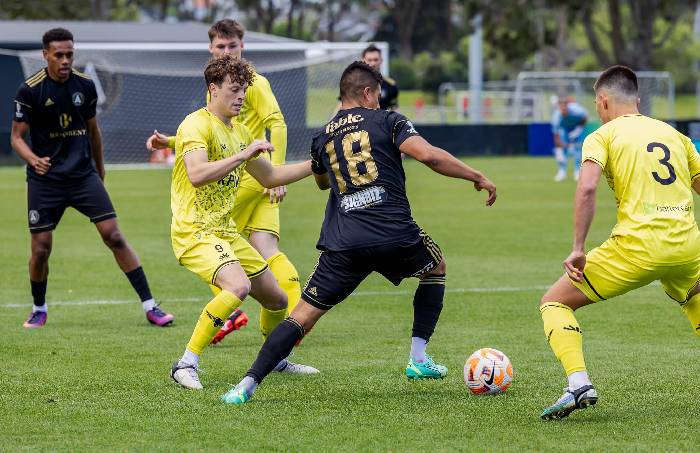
[541,385,598,420]
[221,385,251,405]
[405,355,448,381]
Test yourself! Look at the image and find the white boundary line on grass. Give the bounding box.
[0,284,549,309]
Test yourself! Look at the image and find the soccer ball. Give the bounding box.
[464,348,513,395]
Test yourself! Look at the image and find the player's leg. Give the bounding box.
[406,259,448,380]
[539,240,655,419]
[73,173,172,325]
[571,140,583,181]
[24,231,53,328]
[246,192,303,332]
[24,178,64,328]
[659,260,700,336]
[172,256,250,390]
[554,129,568,181]
[222,250,368,404]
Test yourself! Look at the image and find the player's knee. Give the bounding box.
[434,259,446,275]
[265,290,287,311]
[102,229,127,250]
[220,279,251,300]
[31,240,51,262]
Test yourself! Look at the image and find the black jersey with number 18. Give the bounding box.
[310,107,421,251]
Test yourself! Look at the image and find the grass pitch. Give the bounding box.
[1,157,698,451]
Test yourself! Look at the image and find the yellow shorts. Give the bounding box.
[178,232,268,286]
[232,186,280,238]
[571,238,700,303]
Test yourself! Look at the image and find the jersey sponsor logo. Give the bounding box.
[72,92,84,106]
[326,113,364,134]
[59,113,72,129]
[218,172,240,187]
[643,201,692,215]
[45,97,54,107]
[28,210,40,224]
[340,186,387,212]
[15,102,23,119]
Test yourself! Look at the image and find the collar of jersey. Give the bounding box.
[204,107,235,129]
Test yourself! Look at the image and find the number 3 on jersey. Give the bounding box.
[325,130,379,193]
[647,142,676,185]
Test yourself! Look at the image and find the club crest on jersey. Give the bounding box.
[326,113,364,134]
[341,186,387,212]
[29,210,40,224]
[72,92,84,106]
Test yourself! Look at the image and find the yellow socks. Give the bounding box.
[259,307,287,339]
[186,290,242,355]
[540,302,587,375]
[682,293,700,336]
[259,252,300,338]
[266,252,301,313]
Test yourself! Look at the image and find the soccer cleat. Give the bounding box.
[275,359,320,375]
[146,305,174,327]
[541,385,598,420]
[170,362,203,390]
[210,309,249,344]
[554,170,567,182]
[406,355,448,380]
[23,311,47,328]
[221,385,251,405]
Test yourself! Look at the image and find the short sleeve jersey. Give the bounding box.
[551,102,587,133]
[310,107,421,251]
[379,77,399,110]
[582,114,700,264]
[170,108,254,258]
[13,68,98,182]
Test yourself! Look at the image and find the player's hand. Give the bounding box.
[146,130,171,151]
[242,140,274,161]
[31,156,51,175]
[264,185,287,203]
[474,176,497,206]
[563,250,586,283]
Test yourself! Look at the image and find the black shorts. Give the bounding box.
[301,230,443,310]
[27,172,116,233]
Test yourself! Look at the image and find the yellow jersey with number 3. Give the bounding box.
[582,114,700,265]
[170,108,254,258]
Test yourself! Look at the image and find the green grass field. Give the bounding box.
[1,157,699,451]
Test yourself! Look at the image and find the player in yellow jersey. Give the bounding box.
[147,19,301,345]
[539,66,700,420]
[169,54,319,390]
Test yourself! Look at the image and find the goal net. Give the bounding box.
[16,42,387,164]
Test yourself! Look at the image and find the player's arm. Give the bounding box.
[245,157,312,188]
[146,130,174,151]
[565,160,603,282]
[86,117,105,181]
[313,172,331,190]
[253,77,289,202]
[184,140,272,188]
[10,121,51,175]
[399,135,496,206]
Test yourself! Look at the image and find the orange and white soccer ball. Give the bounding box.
[464,348,513,395]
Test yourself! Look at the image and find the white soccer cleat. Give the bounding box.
[276,360,320,375]
[554,170,567,182]
[171,362,203,390]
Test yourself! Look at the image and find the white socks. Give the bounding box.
[33,304,47,313]
[179,349,199,367]
[142,298,156,312]
[410,337,427,363]
[568,371,592,391]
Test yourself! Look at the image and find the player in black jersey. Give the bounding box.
[10,28,173,328]
[220,61,497,405]
[362,44,399,110]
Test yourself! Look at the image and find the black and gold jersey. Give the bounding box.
[14,68,98,182]
[310,107,420,251]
